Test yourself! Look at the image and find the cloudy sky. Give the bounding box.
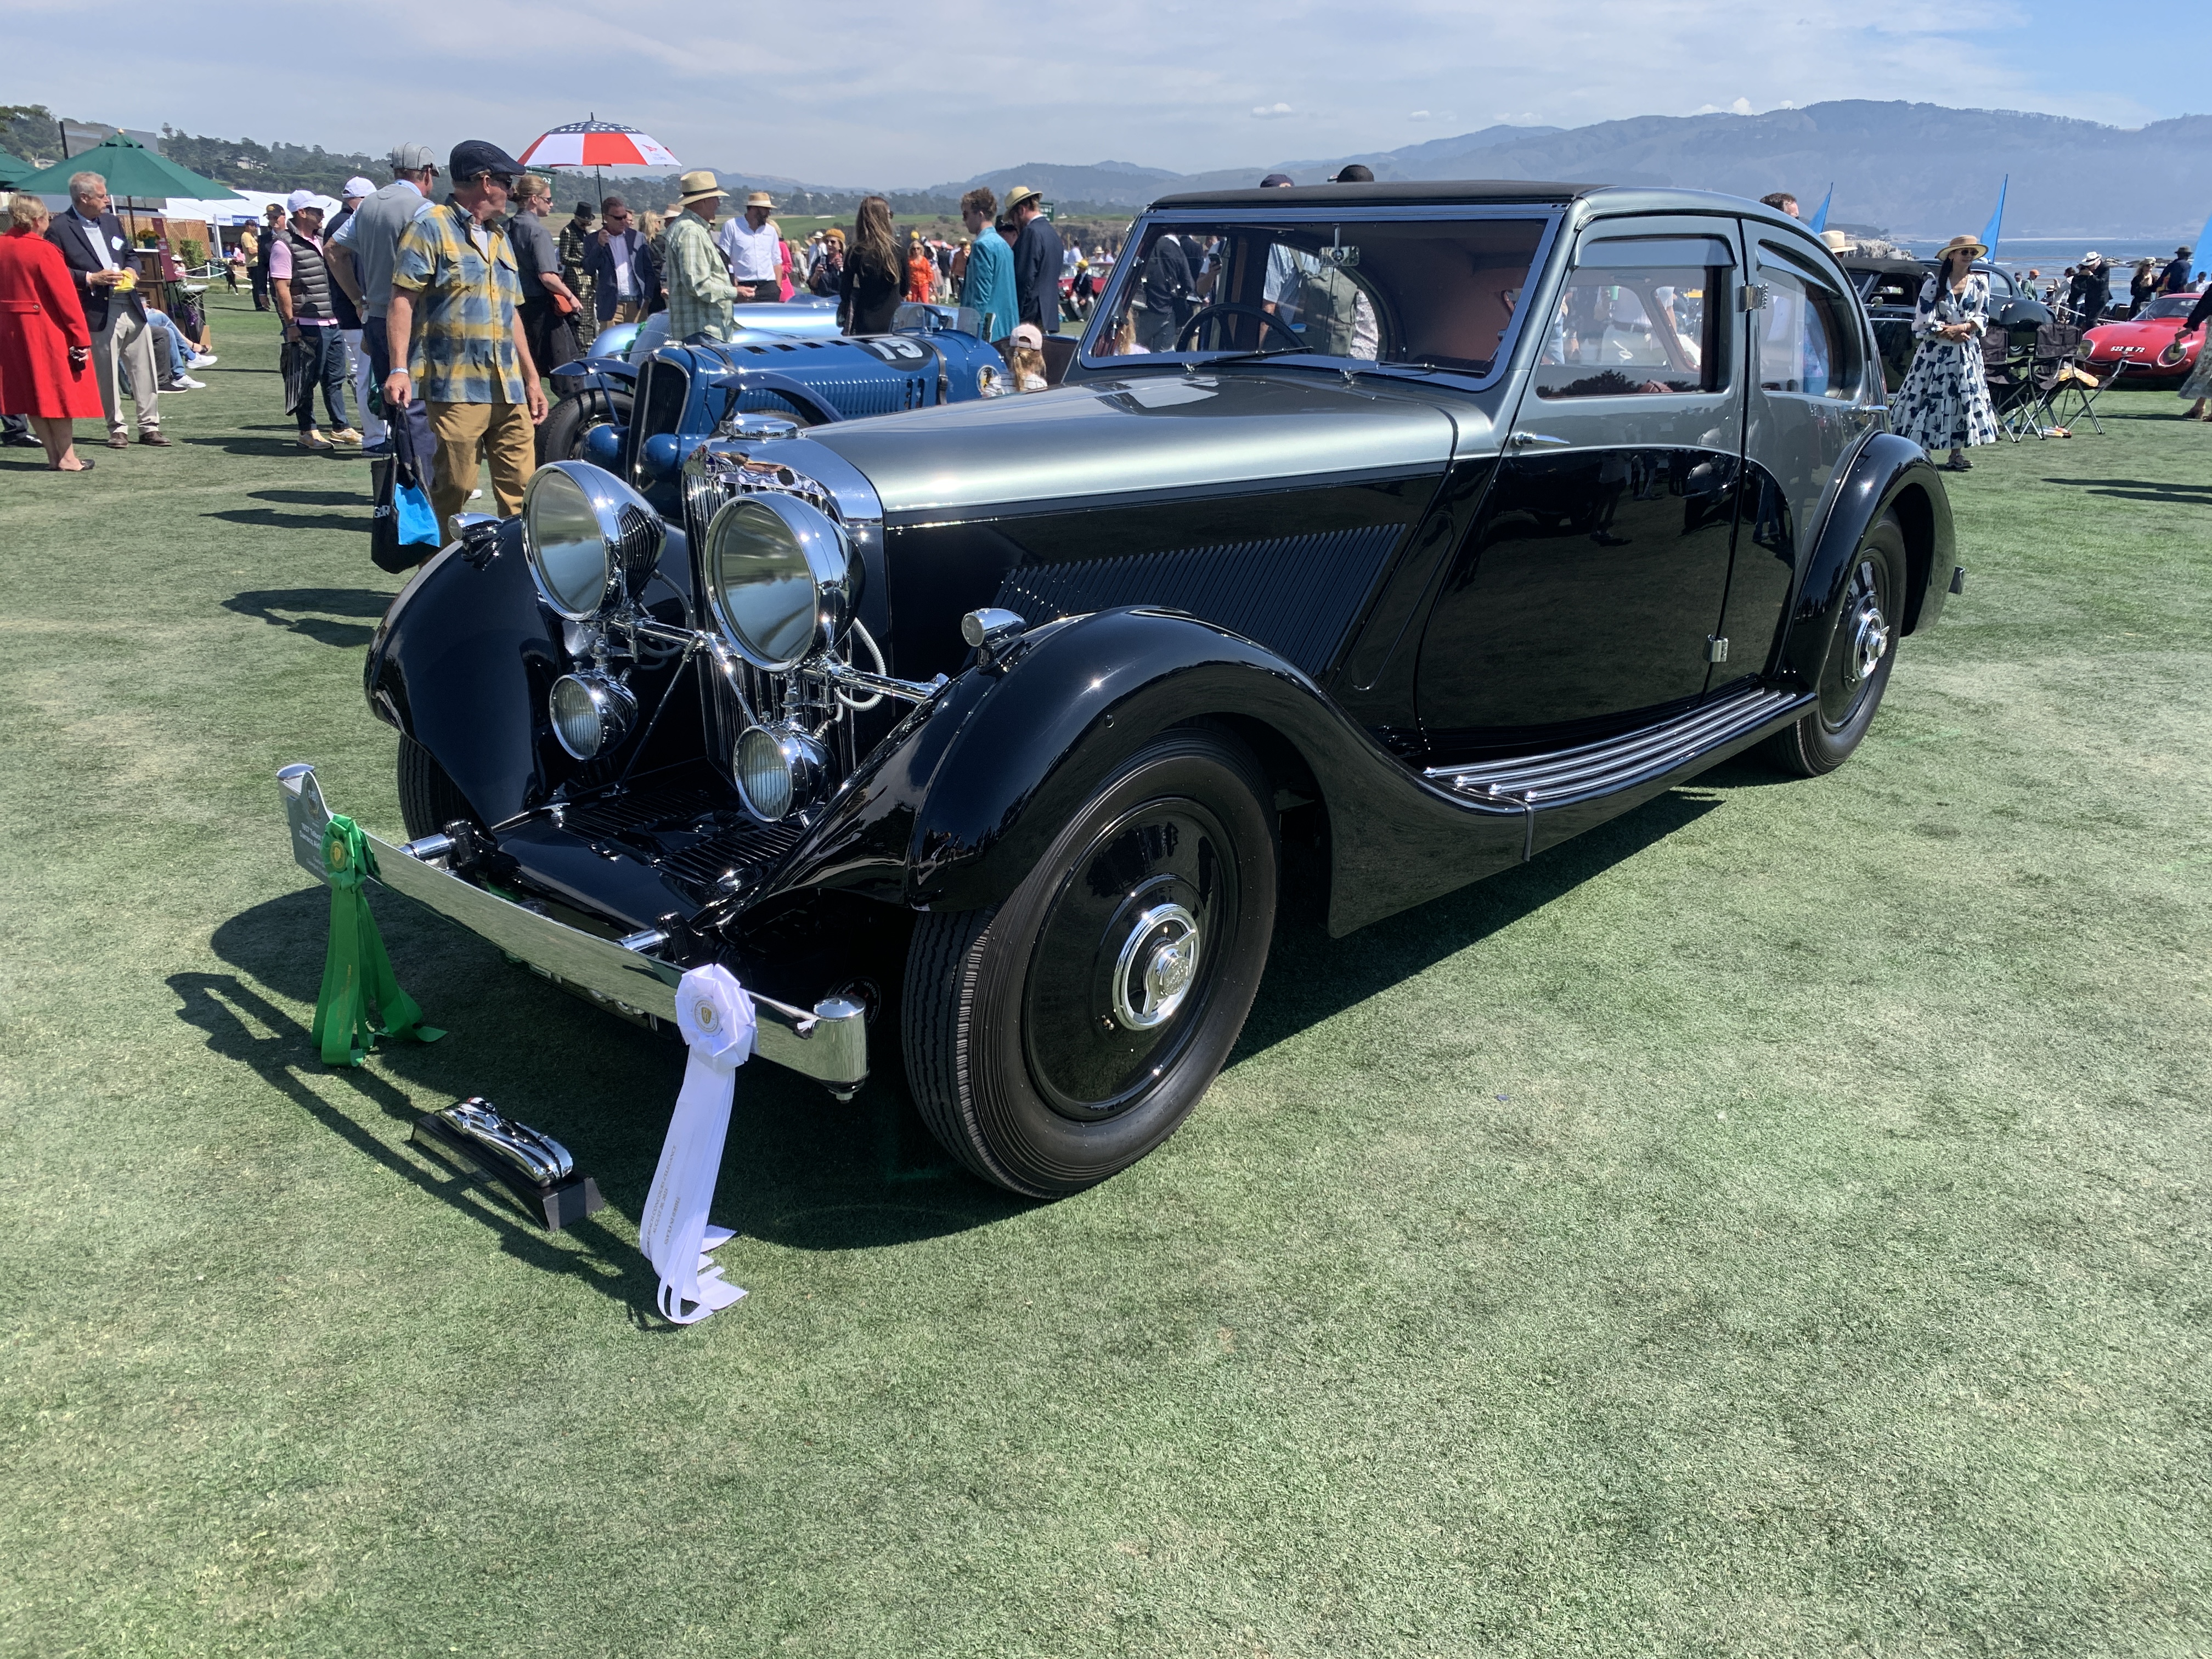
[7,0,2204,186]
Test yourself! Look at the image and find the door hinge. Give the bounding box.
[1706,635,1730,663]
[1737,283,1769,312]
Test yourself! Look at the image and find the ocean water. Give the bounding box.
[1892,236,2198,273]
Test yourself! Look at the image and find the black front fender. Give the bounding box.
[1781,434,1956,695]
[758,607,1527,935]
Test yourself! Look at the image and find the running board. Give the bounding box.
[1424,685,1811,859]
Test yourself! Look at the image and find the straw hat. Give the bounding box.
[675,170,724,207]
[1003,184,1042,215]
[1820,229,1850,251]
[744,190,774,211]
[1934,234,1987,262]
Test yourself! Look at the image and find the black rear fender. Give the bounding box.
[1781,435,1955,693]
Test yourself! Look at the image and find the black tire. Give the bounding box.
[536,385,633,466]
[397,733,478,841]
[901,727,1279,1197]
[1764,510,1905,777]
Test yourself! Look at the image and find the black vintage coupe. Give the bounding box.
[279,181,1960,1197]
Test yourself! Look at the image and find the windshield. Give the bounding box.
[1085,216,1551,379]
[2133,294,2203,321]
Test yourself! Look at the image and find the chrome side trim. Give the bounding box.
[274,765,867,1091]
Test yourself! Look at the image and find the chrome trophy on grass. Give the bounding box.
[281,180,1960,1197]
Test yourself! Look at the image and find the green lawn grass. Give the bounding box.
[2,294,2207,1657]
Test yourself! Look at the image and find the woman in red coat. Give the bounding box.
[0,193,101,471]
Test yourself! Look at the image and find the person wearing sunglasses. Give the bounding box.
[584,198,647,327]
[383,139,547,542]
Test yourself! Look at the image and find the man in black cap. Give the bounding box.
[328,142,440,459]
[1332,164,1374,183]
[384,139,547,539]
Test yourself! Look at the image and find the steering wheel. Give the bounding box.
[1174,302,1304,353]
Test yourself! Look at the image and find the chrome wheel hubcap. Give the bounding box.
[1844,567,1890,686]
[1112,902,1201,1031]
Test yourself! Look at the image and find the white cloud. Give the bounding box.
[1409,110,1431,121]
[1252,102,1296,119]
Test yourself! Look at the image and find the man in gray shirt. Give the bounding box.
[329,143,439,460]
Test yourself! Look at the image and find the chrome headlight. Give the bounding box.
[703,492,861,673]
[734,722,829,823]
[548,671,638,759]
[522,461,664,621]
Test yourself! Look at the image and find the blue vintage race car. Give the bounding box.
[538,300,1011,469]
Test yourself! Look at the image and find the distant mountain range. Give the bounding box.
[899,101,2208,238]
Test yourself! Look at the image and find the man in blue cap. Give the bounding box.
[383,139,548,539]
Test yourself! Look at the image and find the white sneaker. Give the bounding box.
[177,375,207,390]
[468,488,483,500]
[188,353,218,368]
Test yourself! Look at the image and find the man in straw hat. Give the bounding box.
[1005,184,1061,337]
[716,189,783,306]
[664,170,741,342]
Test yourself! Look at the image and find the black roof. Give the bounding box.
[1149,179,1599,211]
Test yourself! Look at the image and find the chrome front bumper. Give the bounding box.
[276,764,868,1093]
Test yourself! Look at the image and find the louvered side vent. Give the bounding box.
[991,524,1403,679]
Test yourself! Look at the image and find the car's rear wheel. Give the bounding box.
[397,733,479,841]
[1764,511,1904,777]
[901,727,1278,1197]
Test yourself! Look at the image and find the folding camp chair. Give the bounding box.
[2020,323,2111,437]
[1982,330,2038,442]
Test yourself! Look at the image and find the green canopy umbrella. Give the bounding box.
[0,146,33,188]
[6,132,246,205]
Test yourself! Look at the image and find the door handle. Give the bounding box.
[1509,431,1572,448]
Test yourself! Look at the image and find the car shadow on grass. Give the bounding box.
[180,430,365,461]
[191,886,1026,1313]
[222,586,391,646]
[2039,476,2212,504]
[1237,786,1724,1059]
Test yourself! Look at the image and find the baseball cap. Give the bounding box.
[449,139,526,182]
[1331,164,1375,183]
[1260,173,1295,187]
[388,142,437,172]
[285,188,319,212]
[1011,321,1044,349]
[342,176,375,200]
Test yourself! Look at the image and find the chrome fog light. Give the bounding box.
[549,672,638,760]
[734,723,828,823]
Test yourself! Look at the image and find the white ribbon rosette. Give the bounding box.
[637,965,757,1323]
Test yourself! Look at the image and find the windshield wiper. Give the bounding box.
[1193,347,1314,368]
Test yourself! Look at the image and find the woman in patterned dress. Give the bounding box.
[1889,234,2000,471]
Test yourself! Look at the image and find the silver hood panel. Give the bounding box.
[788,370,1458,518]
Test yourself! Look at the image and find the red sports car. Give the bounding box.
[2081,291,2206,383]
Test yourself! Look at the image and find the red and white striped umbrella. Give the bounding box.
[518,119,680,171]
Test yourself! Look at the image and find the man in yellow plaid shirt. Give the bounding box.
[382,139,548,540]
[664,171,739,342]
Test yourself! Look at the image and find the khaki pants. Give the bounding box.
[426,398,534,543]
[92,308,162,436]
[610,299,646,325]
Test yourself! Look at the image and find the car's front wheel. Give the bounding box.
[901,727,1279,1197]
[535,385,633,466]
[1764,510,1905,776]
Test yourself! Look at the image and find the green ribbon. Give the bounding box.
[309,815,444,1066]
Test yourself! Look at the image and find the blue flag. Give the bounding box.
[2196,215,2211,284]
[1981,176,2008,261]
[1808,185,1833,234]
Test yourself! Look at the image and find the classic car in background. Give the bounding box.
[1843,255,2048,392]
[284,180,1960,1198]
[537,300,1007,464]
[2080,290,2207,385]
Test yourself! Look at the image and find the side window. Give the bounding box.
[1534,236,1734,399]
[1757,244,1861,400]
